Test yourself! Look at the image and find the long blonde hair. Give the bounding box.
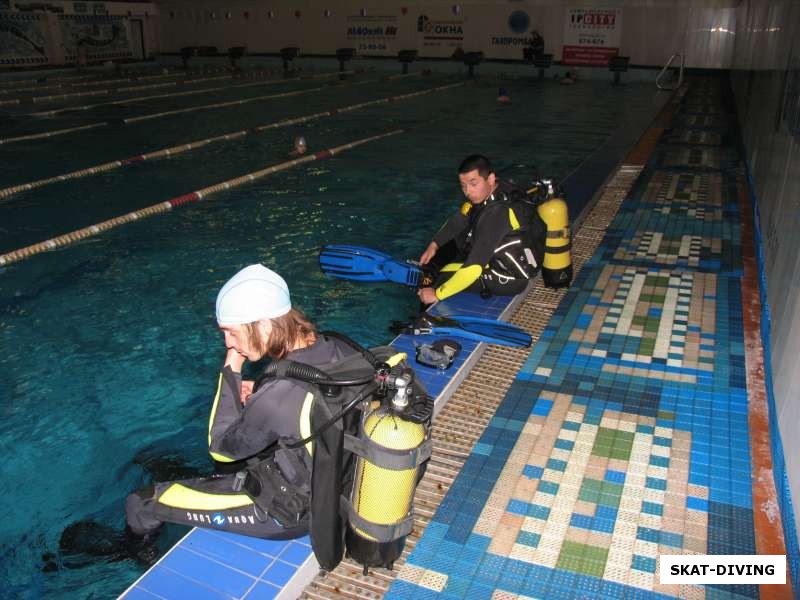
[243,308,317,359]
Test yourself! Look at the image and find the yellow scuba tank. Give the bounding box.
[345,371,431,573]
[536,182,572,288]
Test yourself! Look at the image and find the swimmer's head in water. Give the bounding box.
[294,136,307,153]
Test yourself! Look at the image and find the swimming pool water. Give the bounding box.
[0,67,660,598]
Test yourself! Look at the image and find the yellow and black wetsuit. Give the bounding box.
[125,335,358,539]
[431,181,545,300]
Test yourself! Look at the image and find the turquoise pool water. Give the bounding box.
[0,68,660,598]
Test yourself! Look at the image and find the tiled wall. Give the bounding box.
[730,0,800,581]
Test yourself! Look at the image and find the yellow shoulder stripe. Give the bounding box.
[299,391,315,456]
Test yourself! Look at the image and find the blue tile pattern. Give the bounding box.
[384,80,781,599]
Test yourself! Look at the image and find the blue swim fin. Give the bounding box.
[391,314,532,348]
[319,244,423,287]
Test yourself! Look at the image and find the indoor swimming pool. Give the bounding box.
[0,64,664,598]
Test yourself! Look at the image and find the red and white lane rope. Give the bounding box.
[0,71,357,146]
[0,128,405,267]
[0,80,462,199]
[26,70,301,118]
[28,71,267,105]
[0,123,109,145]
[121,71,358,124]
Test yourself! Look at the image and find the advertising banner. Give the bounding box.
[415,11,465,58]
[345,13,398,56]
[562,7,622,66]
[486,8,538,60]
[58,14,132,63]
[0,11,49,66]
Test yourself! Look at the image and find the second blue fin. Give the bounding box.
[319,244,423,287]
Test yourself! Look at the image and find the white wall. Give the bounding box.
[731,0,800,576]
[156,0,738,68]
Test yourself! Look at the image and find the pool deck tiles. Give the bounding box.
[384,78,797,599]
[121,78,797,600]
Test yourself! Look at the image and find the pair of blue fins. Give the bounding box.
[319,244,532,348]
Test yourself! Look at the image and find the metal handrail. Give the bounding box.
[656,53,684,90]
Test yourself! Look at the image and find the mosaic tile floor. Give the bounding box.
[384,80,778,599]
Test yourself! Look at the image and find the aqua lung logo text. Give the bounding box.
[185,511,257,526]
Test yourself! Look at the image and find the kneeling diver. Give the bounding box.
[127,264,433,571]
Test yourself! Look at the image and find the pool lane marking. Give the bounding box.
[121,72,366,124]
[0,79,462,199]
[26,69,311,113]
[3,71,229,102]
[24,70,416,117]
[0,122,109,145]
[0,70,358,146]
[26,71,274,115]
[0,128,406,267]
[0,66,229,96]
[0,67,201,90]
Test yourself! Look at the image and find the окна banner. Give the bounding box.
[562,7,622,66]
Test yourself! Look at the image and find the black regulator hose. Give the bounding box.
[259,360,375,387]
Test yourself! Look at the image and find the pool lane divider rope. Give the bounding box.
[0,79,463,199]
[120,72,365,124]
[0,128,406,267]
[27,70,274,107]
[0,70,358,146]
[26,69,331,117]
[0,66,228,94]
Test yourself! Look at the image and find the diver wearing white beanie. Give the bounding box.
[216,264,292,326]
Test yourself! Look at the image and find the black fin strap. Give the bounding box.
[339,496,413,542]
[343,433,432,470]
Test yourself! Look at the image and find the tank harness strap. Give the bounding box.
[343,433,433,470]
[339,496,414,542]
[545,243,572,254]
[546,228,570,239]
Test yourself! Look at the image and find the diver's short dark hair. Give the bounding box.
[458,154,493,178]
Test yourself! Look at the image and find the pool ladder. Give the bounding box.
[656,53,685,90]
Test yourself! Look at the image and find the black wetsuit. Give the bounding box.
[126,335,357,539]
[430,180,545,300]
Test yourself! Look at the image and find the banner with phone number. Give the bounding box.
[562,7,622,66]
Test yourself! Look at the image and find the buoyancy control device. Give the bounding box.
[250,333,433,574]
